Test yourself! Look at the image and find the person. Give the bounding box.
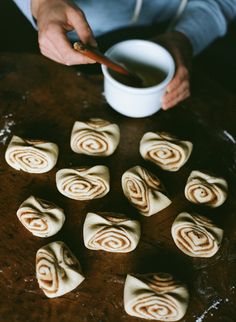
[12,0,236,110]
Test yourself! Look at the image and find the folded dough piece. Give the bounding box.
[124,273,189,321]
[184,170,228,207]
[5,135,58,173]
[70,118,120,156]
[171,212,223,257]
[140,132,193,171]
[36,241,85,298]
[56,165,110,200]
[83,212,141,253]
[16,196,65,237]
[122,166,171,216]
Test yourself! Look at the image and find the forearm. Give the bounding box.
[12,0,37,28]
[174,0,236,55]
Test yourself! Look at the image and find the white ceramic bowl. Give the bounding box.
[101,40,175,118]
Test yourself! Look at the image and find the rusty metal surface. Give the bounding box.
[0,52,236,322]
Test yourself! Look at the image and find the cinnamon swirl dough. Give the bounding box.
[83,212,141,253]
[140,132,193,171]
[5,135,58,173]
[36,241,85,298]
[16,196,65,237]
[171,212,223,257]
[70,118,120,156]
[122,166,171,216]
[56,165,110,200]
[184,170,228,207]
[124,273,189,321]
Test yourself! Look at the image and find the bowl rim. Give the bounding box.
[101,39,175,94]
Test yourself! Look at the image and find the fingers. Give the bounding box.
[151,31,192,110]
[164,79,189,102]
[162,66,190,110]
[36,1,97,65]
[38,23,96,65]
[166,66,189,92]
[162,87,190,110]
[67,7,97,47]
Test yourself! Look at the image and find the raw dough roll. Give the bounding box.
[124,273,189,321]
[122,166,171,216]
[36,241,85,298]
[70,118,120,156]
[83,212,141,253]
[171,212,223,257]
[5,135,58,173]
[140,132,193,171]
[56,165,110,200]
[184,170,228,207]
[16,196,65,237]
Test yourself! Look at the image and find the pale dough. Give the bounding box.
[140,132,193,171]
[124,273,189,321]
[5,135,58,173]
[184,170,228,207]
[70,118,120,156]
[83,212,141,253]
[171,212,223,257]
[36,241,85,298]
[122,166,171,216]
[16,196,65,237]
[56,165,110,200]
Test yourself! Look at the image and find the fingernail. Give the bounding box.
[162,104,167,110]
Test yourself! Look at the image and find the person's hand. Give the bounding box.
[31,0,97,65]
[153,31,193,110]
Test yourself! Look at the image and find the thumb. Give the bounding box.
[68,8,97,47]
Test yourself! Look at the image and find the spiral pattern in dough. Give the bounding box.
[184,170,228,207]
[131,295,180,321]
[124,273,189,321]
[88,227,132,252]
[16,196,65,237]
[74,130,108,154]
[70,118,120,156]
[171,212,223,257]
[122,166,171,216]
[5,136,58,173]
[83,212,141,253]
[56,166,110,200]
[140,132,193,171]
[36,241,85,298]
[19,210,47,232]
[36,248,59,295]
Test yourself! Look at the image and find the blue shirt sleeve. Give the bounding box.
[12,0,37,29]
[174,0,236,55]
[12,0,236,56]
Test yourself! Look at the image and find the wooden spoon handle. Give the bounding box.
[73,42,130,76]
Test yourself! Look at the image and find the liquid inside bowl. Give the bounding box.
[108,59,167,88]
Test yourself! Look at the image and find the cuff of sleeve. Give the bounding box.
[174,2,227,55]
[13,0,37,29]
